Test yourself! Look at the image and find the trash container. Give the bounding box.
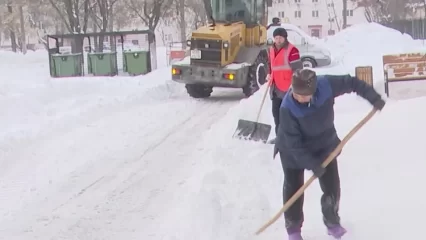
[123,51,150,76]
[87,52,118,76]
[51,53,83,77]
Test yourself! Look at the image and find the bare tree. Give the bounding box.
[176,0,186,48]
[49,0,91,33]
[112,1,133,30]
[359,0,413,23]
[186,0,207,30]
[5,3,18,52]
[342,0,347,28]
[18,5,27,53]
[89,0,119,51]
[161,0,207,47]
[125,0,171,32]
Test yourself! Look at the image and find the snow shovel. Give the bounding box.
[254,108,379,235]
[233,82,272,143]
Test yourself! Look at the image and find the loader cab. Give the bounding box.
[210,0,267,26]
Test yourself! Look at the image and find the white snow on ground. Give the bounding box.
[1,23,426,240]
[0,46,245,240]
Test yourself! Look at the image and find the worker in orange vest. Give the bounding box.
[266,27,303,144]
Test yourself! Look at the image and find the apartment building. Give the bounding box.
[269,0,367,38]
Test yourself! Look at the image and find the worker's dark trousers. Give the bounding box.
[271,97,283,134]
[280,157,342,234]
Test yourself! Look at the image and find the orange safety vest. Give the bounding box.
[269,44,294,91]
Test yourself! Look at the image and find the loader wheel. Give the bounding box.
[185,84,213,98]
[242,50,268,97]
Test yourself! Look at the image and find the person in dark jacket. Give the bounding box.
[273,69,385,240]
[266,27,303,144]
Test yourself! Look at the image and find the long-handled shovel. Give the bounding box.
[232,82,272,143]
[255,108,378,235]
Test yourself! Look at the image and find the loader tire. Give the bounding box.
[243,50,268,97]
[185,84,213,98]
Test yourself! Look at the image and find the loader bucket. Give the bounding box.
[232,119,272,143]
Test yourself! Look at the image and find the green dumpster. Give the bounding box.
[51,53,83,77]
[87,52,118,76]
[123,51,150,76]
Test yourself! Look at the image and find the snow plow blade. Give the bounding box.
[233,119,271,143]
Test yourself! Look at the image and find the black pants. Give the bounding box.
[272,97,283,134]
[281,159,341,233]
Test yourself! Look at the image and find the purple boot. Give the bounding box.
[288,231,303,240]
[327,225,347,239]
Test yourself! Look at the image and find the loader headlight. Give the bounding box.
[223,73,234,80]
[223,41,229,48]
[172,68,181,75]
[186,40,191,46]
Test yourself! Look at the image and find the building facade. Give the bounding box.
[268,0,368,38]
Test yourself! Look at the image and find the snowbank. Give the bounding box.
[316,23,426,90]
[0,46,177,155]
[0,49,48,65]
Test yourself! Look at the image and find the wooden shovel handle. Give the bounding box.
[255,108,378,235]
[254,80,271,123]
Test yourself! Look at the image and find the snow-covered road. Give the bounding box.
[0,54,245,239]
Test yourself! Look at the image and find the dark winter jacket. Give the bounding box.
[276,74,383,170]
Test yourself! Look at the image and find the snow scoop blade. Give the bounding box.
[233,119,272,143]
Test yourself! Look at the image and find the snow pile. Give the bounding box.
[0,46,180,157]
[317,23,426,85]
[0,49,48,65]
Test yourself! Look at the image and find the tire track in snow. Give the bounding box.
[0,86,244,239]
[0,82,187,221]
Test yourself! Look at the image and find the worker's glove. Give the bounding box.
[312,165,326,178]
[266,74,271,82]
[373,98,386,111]
[273,145,279,159]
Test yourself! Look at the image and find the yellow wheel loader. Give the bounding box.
[171,0,273,98]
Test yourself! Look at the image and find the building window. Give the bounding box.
[294,0,300,3]
[311,29,320,38]
[328,17,335,22]
[278,11,285,18]
[328,29,335,35]
[294,10,301,18]
[312,10,319,17]
[344,9,353,16]
[312,0,318,2]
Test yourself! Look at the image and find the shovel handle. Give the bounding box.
[254,108,378,235]
[254,81,271,123]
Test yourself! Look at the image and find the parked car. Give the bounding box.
[267,23,332,68]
